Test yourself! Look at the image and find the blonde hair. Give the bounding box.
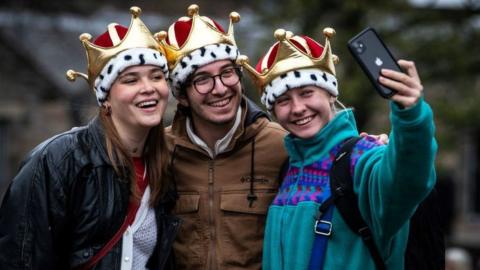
[332,98,347,114]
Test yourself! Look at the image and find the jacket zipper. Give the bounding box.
[208,160,216,270]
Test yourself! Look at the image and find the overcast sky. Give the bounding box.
[409,0,479,8]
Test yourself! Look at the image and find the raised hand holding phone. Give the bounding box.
[348,27,423,109]
[348,27,402,98]
[379,60,423,109]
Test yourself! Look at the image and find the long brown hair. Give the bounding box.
[99,106,170,206]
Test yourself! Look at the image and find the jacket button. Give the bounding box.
[83,251,90,258]
[124,256,130,262]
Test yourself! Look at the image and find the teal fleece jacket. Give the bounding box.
[262,99,437,269]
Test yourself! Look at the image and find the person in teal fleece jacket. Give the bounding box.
[238,28,437,270]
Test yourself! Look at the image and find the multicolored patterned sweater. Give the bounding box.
[262,100,437,270]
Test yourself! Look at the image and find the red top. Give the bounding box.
[133,157,148,194]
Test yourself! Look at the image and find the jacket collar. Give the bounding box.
[185,106,242,158]
[87,116,112,165]
[244,97,270,126]
[284,109,359,166]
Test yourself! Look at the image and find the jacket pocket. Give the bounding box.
[172,193,205,268]
[218,191,277,268]
[173,193,200,214]
[220,191,276,215]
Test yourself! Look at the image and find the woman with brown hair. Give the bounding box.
[0,7,179,270]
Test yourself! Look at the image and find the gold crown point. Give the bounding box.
[66,69,77,81]
[274,29,287,41]
[130,6,141,17]
[187,4,200,17]
[154,31,167,41]
[236,55,249,65]
[323,27,335,39]
[230,12,240,23]
[333,54,340,64]
[65,69,88,82]
[79,33,92,42]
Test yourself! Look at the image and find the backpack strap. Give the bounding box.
[278,157,289,184]
[330,137,386,270]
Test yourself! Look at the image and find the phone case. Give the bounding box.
[347,27,402,98]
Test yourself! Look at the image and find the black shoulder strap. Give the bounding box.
[330,137,386,270]
[278,158,289,184]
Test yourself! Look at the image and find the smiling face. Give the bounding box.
[178,59,242,130]
[273,85,335,139]
[105,65,169,135]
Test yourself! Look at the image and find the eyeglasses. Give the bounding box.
[190,67,241,95]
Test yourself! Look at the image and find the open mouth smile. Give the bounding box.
[293,115,314,126]
[136,100,158,109]
[207,96,232,107]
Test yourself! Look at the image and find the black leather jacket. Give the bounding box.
[0,118,180,269]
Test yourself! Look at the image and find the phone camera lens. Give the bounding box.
[355,41,365,54]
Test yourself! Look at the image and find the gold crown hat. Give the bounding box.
[155,4,240,93]
[237,28,340,110]
[66,7,169,105]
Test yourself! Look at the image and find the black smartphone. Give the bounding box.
[347,27,402,98]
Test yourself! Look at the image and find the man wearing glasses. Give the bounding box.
[160,5,287,270]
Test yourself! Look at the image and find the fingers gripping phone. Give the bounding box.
[348,27,402,98]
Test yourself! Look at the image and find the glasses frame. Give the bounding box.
[189,66,242,95]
